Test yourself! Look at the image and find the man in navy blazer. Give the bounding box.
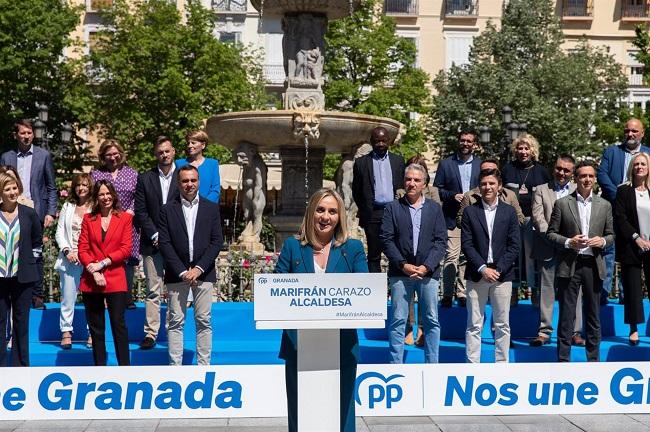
[1,119,57,309]
[134,136,180,350]
[158,165,223,365]
[433,129,482,308]
[381,163,447,363]
[352,127,405,273]
[596,118,650,303]
[461,168,520,363]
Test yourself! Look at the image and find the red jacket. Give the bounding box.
[78,211,133,293]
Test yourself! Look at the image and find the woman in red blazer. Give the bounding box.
[78,179,132,366]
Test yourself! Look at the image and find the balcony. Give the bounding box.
[263,64,285,86]
[561,0,593,21]
[212,0,247,14]
[86,0,113,12]
[621,2,650,22]
[383,0,418,15]
[445,0,478,19]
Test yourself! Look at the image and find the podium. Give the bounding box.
[254,273,387,431]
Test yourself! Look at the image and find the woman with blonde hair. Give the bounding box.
[0,172,42,366]
[91,139,139,308]
[615,152,650,345]
[275,188,367,432]
[54,173,93,349]
[175,130,221,203]
[501,134,551,301]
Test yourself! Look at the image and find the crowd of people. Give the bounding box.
[0,120,222,367]
[350,121,649,367]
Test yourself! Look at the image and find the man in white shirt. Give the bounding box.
[134,136,179,349]
[548,161,614,362]
[158,165,223,365]
[460,169,520,363]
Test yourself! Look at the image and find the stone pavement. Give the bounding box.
[3,415,650,432]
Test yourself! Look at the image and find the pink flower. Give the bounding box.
[59,190,69,198]
[243,259,250,269]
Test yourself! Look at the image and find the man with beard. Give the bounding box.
[352,127,405,273]
[134,136,179,350]
[597,119,650,303]
[433,129,482,307]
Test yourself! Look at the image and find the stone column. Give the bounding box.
[270,146,325,248]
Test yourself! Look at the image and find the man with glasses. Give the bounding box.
[530,155,583,347]
[433,129,482,307]
[597,119,650,304]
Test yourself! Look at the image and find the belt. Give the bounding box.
[576,254,595,261]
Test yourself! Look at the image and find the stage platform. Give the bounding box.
[27,300,650,366]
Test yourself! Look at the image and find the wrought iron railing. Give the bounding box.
[622,1,650,19]
[445,0,478,17]
[383,0,418,15]
[562,0,593,17]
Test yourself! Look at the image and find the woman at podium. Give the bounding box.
[275,188,368,432]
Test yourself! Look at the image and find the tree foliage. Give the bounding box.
[0,0,91,173]
[322,0,431,179]
[431,0,627,165]
[80,0,268,171]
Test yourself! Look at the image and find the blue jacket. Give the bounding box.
[379,196,447,278]
[461,200,520,283]
[433,155,481,230]
[1,146,57,222]
[597,143,650,202]
[274,236,368,365]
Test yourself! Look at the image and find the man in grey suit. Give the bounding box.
[530,154,584,347]
[1,119,57,309]
[547,161,614,362]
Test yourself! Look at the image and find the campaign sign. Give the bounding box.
[253,273,387,323]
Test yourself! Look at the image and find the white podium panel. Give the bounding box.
[254,272,387,431]
[253,273,387,329]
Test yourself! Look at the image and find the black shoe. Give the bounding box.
[440,297,453,308]
[31,296,46,310]
[529,335,550,347]
[457,297,467,308]
[572,333,586,347]
[139,337,156,350]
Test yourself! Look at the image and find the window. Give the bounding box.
[219,32,242,44]
[445,32,474,69]
[87,0,113,12]
[628,51,645,86]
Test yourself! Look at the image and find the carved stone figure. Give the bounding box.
[234,142,267,249]
[335,143,372,238]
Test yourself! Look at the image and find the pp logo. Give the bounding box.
[258,277,267,284]
[355,372,404,409]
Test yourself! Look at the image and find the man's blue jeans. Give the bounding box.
[388,276,441,363]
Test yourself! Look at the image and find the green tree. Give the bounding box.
[431,0,627,165]
[322,0,432,178]
[80,0,268,171]
[0,0,91,173]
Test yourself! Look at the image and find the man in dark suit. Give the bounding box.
[1,119,57,309]
[352,127,405,273]
[434,129,482,307]
[380,163,447,363]
[134,136,179,350]
[461,168,520,363]
[548,161,614,362]
[597,118,650,303]
[158,165,223,365]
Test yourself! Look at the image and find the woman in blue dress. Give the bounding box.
[175,130,221,203]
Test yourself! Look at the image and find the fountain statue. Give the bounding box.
[335,142,372,239]
[206,0,404,251]
[232,141,267,254]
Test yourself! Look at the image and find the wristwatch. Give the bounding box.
[63,249,70,257]
[399,260,407,269]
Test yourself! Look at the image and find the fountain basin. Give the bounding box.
[206,110,403,153]
[250,0,361,19]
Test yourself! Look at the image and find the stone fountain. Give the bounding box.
[206,0,404,252]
